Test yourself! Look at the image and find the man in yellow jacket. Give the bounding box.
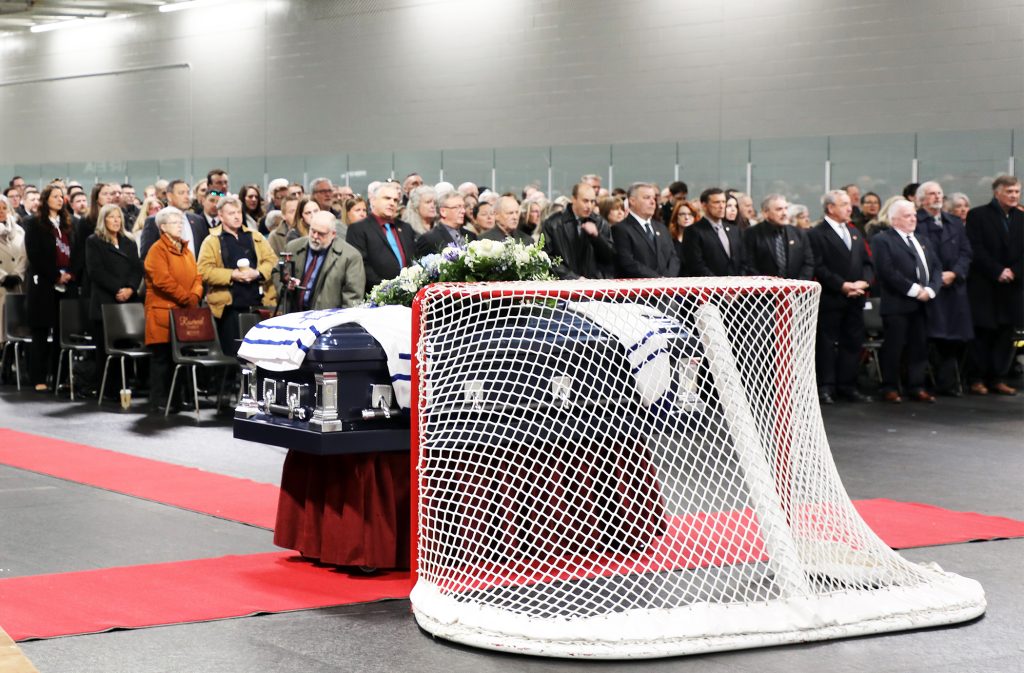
[197,195,277,355]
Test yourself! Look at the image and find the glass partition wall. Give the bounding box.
[11,130,1016,209]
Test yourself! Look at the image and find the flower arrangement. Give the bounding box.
[367,237,558,307]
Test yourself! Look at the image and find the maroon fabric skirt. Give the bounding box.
[273,450,411,569]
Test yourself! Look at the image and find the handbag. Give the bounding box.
[173,306,216,343]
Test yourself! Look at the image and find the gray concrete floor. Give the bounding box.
[1,387,1022,673]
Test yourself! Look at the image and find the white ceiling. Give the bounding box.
[0,0,173,32]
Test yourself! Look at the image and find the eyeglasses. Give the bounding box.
[441,205,466,211]
[210,190,225,197]
[313,188,333,194]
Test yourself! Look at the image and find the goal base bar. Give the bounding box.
[411,569,985,660]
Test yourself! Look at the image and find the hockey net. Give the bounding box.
[409,278,984,659]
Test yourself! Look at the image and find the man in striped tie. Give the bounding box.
[345,181,418,296]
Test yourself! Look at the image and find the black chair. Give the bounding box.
[1,294,32,391]
[862,296,884,383]
[168,307,236,419]
[99,303,151,409]
[55,299,96,400]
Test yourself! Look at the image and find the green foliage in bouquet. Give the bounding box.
[367,237,558,307]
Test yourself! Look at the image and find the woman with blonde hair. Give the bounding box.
[86,203,143,367]
[402,185,437,234]
[132,196,165,238]
[865,195,908,239]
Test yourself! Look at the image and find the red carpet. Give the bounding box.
[0,429,278,529]
[855,498,1024,549]
[2,429,1024,641]
[0,553,410,642]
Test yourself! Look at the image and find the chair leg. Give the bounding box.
[215,366,230,413]
[191,366,200,420]
[98,356,112,406]
[14,343,22,391]
[55,349,64,397]
[68,350,76,401]
[166,365,181,417]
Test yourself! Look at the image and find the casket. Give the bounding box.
[233,322,409,455]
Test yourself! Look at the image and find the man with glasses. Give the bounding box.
[281,211,364,312]
[415,191,476,256]
[345,181,418,295]
[310,177,341,217]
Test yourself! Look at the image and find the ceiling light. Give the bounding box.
[159,1,208,12]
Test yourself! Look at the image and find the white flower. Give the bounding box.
[468,239,503,259]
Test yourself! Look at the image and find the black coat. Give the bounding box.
[612,214,678,278]
[741,223,815,280]
[480,227,531,244]
[681,218,743,277]
[915,210,974,341]
[23,215,74,329]
[85,234,143,322]
[871,228,943,315]
[965,199,1024,328]
[808,220,873,312]
[414,225,476,257]
[542,210,616,279]
[345,216,418,295]
[139,212,209,260]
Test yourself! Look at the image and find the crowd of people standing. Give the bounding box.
[1,167,1021,411]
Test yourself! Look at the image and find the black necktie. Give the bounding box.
[772,229,787,274]
[905,234,928,283]
[642,220,655,244]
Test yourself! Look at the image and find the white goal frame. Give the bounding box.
[408,279,985,659]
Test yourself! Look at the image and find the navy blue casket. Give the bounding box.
[233,322,409,455]
[233,302,704,456]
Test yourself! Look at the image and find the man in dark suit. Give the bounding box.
[742,194,815,280]
[612,182,678,278]
[544,183,615,278]
[414,191,476,256]
[964,175,1023,396]
[915,181,974,396]
[872,200,943,403]
[482,195,533,244]
[682,188,743,276]
[139,179,208,259]
[808,189,873,404]
[345,181,417,295]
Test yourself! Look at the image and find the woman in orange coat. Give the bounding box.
[144,206,203,412]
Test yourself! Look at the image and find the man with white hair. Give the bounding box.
[281,211,364,312]
[871,199,943,403]
[346,181,417,295]
[915,181,974,396]
[457,182,479,200]
[808,189,873,404]
[483,195,533,244]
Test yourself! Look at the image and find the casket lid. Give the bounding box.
[303,322,387,363]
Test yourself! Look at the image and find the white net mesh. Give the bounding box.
[410,278,984,659]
